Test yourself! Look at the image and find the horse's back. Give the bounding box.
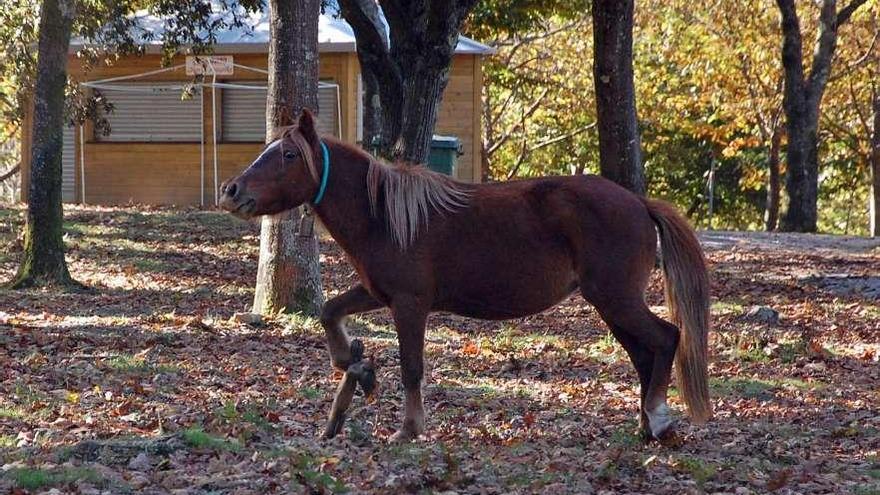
[428,174,657,318]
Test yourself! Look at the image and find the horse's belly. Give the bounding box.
[434,254,578,320]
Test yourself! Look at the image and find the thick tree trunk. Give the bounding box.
[591,0,645,196]
[780,101,821,233]
[392,67,451,164]
[339,0,476,162]
[765,127,783,231]
[871,92,880,237]
[10,0,76,289]
[252,0,324,316]
[776,0,867,232]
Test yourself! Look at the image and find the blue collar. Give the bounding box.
[313,141,330,205]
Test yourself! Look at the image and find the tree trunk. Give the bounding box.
[776,0,867,232]
[764,126,783,231]
[591,0,645,196]
[252,0,324,316]
[392,67,451,164]
[871,91,880,237]
[780,103,821,233]
[10,0,76,289]
[339,0,476,162]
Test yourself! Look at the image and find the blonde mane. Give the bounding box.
[366,161,471,250]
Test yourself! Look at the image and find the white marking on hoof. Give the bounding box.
[646,403,672,438]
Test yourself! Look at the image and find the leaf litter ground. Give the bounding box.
[0,205,878,494]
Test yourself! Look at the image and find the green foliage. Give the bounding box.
[4,466,102,490]
[181,426,242,452]
[467,0,589,39]
[290,452,349,493]
[471,0,879,234]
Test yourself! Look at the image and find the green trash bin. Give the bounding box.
[427,135,462,176]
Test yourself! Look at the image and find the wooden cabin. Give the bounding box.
[19,13,491,206]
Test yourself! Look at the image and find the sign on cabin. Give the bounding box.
[186,56,234,76]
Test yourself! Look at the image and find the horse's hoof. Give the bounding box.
[322,415,345,439]
[654,428,683,447]
[389,429,420,443]
[354,363,377,398]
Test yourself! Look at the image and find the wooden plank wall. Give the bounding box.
[434,55,482,183]
[22,51,483,205]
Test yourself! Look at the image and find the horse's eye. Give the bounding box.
[284,150,296,160]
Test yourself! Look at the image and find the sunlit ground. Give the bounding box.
[0,204,878,494]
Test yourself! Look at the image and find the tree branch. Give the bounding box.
[776,0,806,94]
[806,0,839,99]
[0,163,20,183]
[529,123,597,153]
[837,0,868,25]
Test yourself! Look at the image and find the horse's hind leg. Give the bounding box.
[589,296,680,439]
[388,294,429,442]
[320,284,383,369]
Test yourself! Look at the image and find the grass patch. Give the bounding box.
[182,427,242,452]
[132,258,168,272]
[710,376,825,400]
[0,406,23,419]
[673,456,716,489]
[290,453,349,493]
[107,354,177,375]
[216,401,275,431]
[479,326,570,355]
[710,377,774,399]
[711,300,746,314]
[299,387,322,400]
[586,332,625,363]
[4,467,102,490]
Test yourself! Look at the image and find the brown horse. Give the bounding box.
[219,110,712,442]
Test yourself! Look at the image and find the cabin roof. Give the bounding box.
[71,7,494,55]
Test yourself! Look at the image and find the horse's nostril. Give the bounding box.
[225,182,239,200]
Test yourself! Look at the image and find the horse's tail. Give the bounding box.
[643,198,713,424]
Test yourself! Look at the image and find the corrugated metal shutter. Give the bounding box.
[96,84,202,142]
[222,87,266,142]
[317,85,339,138]
[62,125,75,202]
[221,83,340,142]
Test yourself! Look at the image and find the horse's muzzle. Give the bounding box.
[219,179,256,217]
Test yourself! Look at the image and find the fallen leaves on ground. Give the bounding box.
[0,205,878,494]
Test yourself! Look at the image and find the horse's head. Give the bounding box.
[219,109,322,218]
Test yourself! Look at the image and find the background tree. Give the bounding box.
[592,0,644,195]
[251,0,324,316]
[3,0,260,288]
[467,1,593,180]
[10,0,77,288]
[338,0,479,163]
[820,6,879,235]
[775,0,868,232]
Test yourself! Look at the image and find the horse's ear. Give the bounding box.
[298,108,318,144]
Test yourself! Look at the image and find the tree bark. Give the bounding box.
[776,0,867,232]
[871,91,880,237]
[338,0,477,163]
[591,0,645,196]
[252,0,324,316]
[764,126,783,231]
[10,0,76,288]
[392,66,452,163]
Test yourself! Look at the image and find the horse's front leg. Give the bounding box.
[319,284,383,369]
[320,285,383,439]
[389,295,429,442]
